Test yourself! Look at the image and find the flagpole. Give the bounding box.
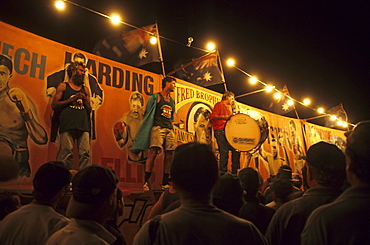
[340,103,350,130]
[155,22,166,76]
[166,51,215,76]
[294,106,300,119]
[216,50,228,92]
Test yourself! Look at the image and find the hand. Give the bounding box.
[70,93,85,104]
[74,92,86,101]
[8,87,30,112]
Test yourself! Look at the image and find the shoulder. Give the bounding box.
[133,220,151,245]
[82,85,90,94]
[57,82,67,90]
[149,93,159,99]
[213,101,223,108]
[304,202,334,226]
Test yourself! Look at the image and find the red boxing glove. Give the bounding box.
[113,122,128,145]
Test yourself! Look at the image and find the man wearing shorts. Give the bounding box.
[132,77,176,190]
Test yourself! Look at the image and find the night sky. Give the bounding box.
[1,0,369,126]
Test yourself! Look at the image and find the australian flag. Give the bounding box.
[175,53,224,87]
[93,24,160,67]
[268,85,294,115]
[325,103,347,128]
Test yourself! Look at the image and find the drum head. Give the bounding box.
[225,113,262,152]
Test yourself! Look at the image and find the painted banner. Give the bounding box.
[304,122,346,151]
[0,22,161,191]
[0,22,347,192]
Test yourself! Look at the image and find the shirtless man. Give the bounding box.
[0,54,47,177]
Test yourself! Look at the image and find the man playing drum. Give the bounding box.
[210,91,240,175]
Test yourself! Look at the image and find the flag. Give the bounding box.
[325,103,347,127]
[93,24,160,67]
[174,53,224,87]
[268,85,294,115]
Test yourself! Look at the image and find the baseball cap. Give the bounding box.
[305,141,345,172]
[33,161,71,192]
[276,165,293,180]
[72,165,118,203]
[345,121,370,157]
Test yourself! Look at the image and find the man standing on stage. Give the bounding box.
[132,76,176,190]
[52,62,92,170]
[47,52,103,141]
[210,91,240,175]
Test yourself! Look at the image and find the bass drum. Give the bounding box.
[224,111,269,153]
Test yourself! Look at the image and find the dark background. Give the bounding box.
[2,0,369,126]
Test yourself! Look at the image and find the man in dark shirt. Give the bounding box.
[52,62,92,170]
[265,141,346,245]
[132,77,176,190]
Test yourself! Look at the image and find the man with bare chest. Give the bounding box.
[0,54,47,177]
[52,61,92,170]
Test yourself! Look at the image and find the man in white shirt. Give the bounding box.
[0,161,71,244]
[47,165,118,245]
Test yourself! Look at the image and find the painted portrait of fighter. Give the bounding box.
[0,54,47,177]
[114,92,148,163]
[186,102,213,146]
[259,127,287,176]
[285,120,305,173]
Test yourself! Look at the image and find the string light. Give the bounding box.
[265,85,275,92]
[274,92,282,100]
[231,64,352,127]
[249,77,258,84]
[226,58,235,67]
[206,42,216,51]
[55,0,65,10]
[109,14,121,25]
[53,0,353,127]
[150,36,157,44]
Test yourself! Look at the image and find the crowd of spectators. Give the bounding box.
[0,121,369,244]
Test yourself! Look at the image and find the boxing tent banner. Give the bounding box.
[0,22,346,192]
[304,122,346,151]
[0,22,162,191]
